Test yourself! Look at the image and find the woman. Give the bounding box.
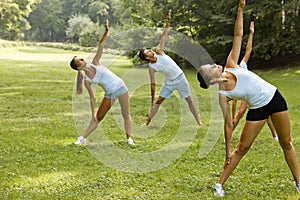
[70,19,135,146]
[230,21,278,141]
[197,0,300,197]
[138,10,202,127]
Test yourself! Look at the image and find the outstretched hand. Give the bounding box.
[249,21,254,34]
[239,0,246,8]
[105,19,109,31]
[224,152,232,168]
[167,9,172,21]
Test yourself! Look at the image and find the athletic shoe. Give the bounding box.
[273,136,279,141]
[74,136,87,145]
[140,123,147,127]
[127,137,135,146]
[214,183,224,197]
[295,182,300,193]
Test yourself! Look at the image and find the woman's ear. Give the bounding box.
[209,78,216,84]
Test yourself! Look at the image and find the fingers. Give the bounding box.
[250,21,254,33]
[105,19,109,30]
[239,0,246,8]
[168,9,172,20]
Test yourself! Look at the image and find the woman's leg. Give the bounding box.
[82,97,114,138]
[118,92,132,139]
[145,96,165,126]
[271,111,300,183]
[267,116,278,139]
[185,96,202,126]
[218,119,267,185]
[232,100,237,120]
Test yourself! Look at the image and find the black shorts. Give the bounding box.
[246,90,288,121]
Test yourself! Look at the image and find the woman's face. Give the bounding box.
[143,49,155,59]
[74,57,87,70]
[201,64,223,80]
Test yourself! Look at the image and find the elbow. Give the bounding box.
[236,110,245,119]
[234,32,243,39]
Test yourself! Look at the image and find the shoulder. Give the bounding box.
[155,48,164,56]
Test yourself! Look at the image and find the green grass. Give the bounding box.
[0,46,300,199]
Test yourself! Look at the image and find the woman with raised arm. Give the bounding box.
[138,10,203,127]
[197,0,300,197]
[70,19,135,146]
[231,21,278,140]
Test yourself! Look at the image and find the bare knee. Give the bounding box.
[122,111,130,120]
[280,139,294,151]
[235,143,251,156]
[96,114,105,122]
[237,109,246,117]
[155,97,165,104]
[185,96,193,104]
[96,117,103,122]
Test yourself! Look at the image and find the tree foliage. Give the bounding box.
[1,0,299,64]
[65,14,94,42]
[0,0,37,40]
[28,0,65,41]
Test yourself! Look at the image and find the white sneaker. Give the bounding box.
[214,183,224,197]
[127,137,135,146]
[273,136,279,141]
[295,182,300,193]
[140,123,147,127]
[74,136,87,145]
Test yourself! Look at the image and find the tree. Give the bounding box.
[28,0,65,41]
[88,1,109,25]
[0,0,37,40]
[66,14,94,42]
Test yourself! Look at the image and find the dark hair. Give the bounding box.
[197,71,209,89]
[70,56,78,70]
[139,48,148,61]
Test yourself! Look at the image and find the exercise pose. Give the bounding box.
[231,21,278,140]
[197,0,300,196]
[70,20,134,146]
[139,10,202,126]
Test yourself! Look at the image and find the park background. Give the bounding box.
[1,0,300,67]
[1,0,300,199]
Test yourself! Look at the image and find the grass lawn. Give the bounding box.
[1,46,300,199]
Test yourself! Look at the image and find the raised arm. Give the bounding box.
[156,10,171,55]
[92,19,109,66]
[226,0,245,68]
[241,21,254,63]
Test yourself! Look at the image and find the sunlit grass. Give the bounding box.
[0,46,300,199]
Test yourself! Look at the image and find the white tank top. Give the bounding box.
[149,54,183,80]
[219,67,277,109]
[84,64,123,94]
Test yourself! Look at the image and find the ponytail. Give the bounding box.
[197,70,209,89]
[76,71,84,95]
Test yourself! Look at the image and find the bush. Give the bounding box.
[79,24,100,47]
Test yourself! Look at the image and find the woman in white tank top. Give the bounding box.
[230,22,278,141]
[138,10,203,127]
[197,0,300,197]
[69,20,135,146]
